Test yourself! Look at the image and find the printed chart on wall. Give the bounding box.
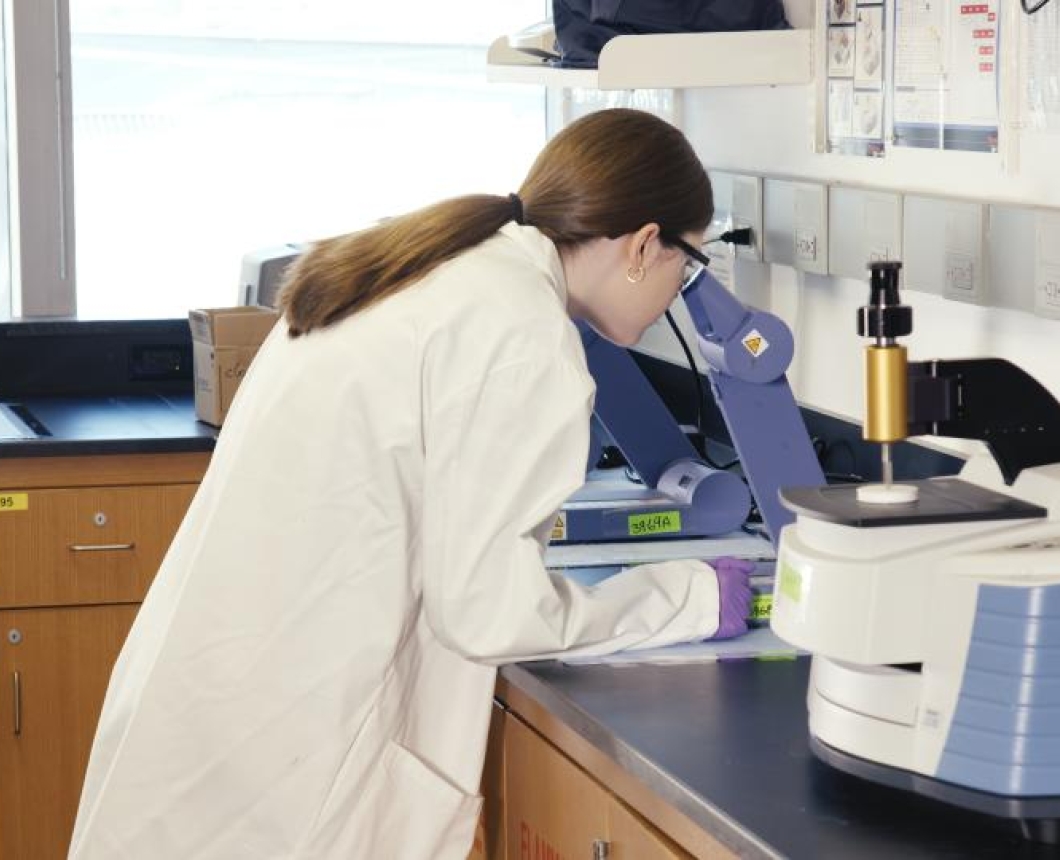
[892,0,1000,151]
[827,0,888,156]
[1023,1,1060,130]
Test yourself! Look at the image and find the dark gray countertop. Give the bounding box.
[0,394,216,457]
[500,658,1060,860]
[0,317,215,458]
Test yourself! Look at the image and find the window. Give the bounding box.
[4,2,546,320]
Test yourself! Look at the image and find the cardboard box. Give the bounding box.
[190,306,278,426]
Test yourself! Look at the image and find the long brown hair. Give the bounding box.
[280,108,712,336]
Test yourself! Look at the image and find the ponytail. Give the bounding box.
[281,108,711,337]
[280,194,519,337]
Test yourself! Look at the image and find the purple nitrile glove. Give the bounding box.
[711,556,756,640]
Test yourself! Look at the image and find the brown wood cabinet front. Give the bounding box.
[503,714,694,860]
[0,452,207,860]
[0,603,140,860]
[0,484,197,608]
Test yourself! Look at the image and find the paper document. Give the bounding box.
[545,533,773,570]
[562,626,805,667]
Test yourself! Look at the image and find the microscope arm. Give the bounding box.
[579,323,751,537]
[681,270,824,543]
[907,358,1060,485]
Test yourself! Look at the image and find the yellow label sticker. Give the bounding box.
[778,560,802,603]
[0,493,28,512]
[741,328,770,358]
[550,512,567,542]
[628,510,682,537]
[749,593,772,622]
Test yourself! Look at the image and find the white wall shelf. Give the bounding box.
[486,28,814,90]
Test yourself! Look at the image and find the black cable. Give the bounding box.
[711,227,754,246]
[664,309,704,432]
[1023,0,1052,13]
[825,472,867,484]
[663,309,740,472]
[812,437,866,484]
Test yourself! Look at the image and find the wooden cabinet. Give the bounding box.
[502,714,695,860]
[0,452,207,860]
[0,604,139,859]
[607,800,691,860]
[0,484,197,608]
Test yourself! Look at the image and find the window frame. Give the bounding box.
[6,0,77,318]
[8,2,554,321]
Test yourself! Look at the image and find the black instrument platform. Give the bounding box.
[780,478,1047,528]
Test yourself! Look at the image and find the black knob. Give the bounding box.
[857,260,912,338]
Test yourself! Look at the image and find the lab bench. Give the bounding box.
[490,659,1060,860]
[0,317,216,857]
[0,393,215,457]
[0,338,1022,859]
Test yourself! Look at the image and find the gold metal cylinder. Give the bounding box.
[864,345,908,442]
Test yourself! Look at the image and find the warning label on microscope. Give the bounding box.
[742,329,770,357]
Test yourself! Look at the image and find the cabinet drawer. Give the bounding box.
[503,713,701,860]
[0,484,197,607]
[505,715,610,858]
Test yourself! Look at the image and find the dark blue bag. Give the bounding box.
[553,0,791,68]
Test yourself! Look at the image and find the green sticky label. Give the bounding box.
[750,593,772,622]
[778,560,802,603]
[627,510,682,537]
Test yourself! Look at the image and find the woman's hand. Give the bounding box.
[711,557,756,640]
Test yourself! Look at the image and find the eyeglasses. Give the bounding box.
[665,235,711,287]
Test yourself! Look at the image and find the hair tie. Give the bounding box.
[507,193,525,226]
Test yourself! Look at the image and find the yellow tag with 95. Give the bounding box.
[628,510,681,537]
[0,493,28,512]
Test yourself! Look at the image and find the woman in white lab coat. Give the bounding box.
[70,108,753,860]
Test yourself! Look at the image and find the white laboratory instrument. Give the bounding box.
[773,261,1060,843]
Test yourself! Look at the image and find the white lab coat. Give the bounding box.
[69,224,722,860]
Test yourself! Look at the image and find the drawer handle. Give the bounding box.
[12,671,20,737]
[68,543,136,552]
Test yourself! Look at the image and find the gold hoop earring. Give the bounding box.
[626,265,645,284]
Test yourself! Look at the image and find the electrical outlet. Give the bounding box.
[731,175,763,262]
[941,202,989,305]
[1034,210,1060,320]
[792,182,828,275]
[794,230,818,262]
[763,178,828,274]
[905,197,991,305]
[828,187,903,279]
